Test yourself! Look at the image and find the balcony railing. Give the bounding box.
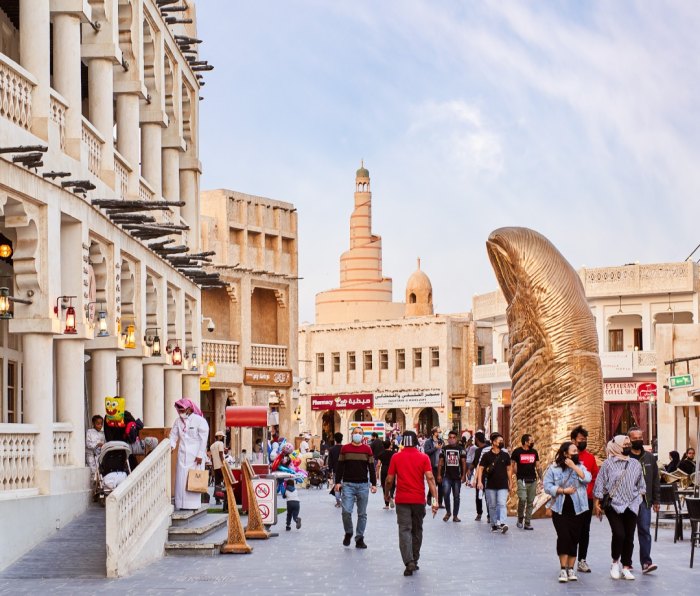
[601,350,658,377]
[138,177,155,202]
[0,54,35,131]
[251,343,288,368]
[114,150,131,200]
[81,117,104,177]
[202,340,240,365]
[580,262,696,297]
[0,423,38,492]
[52,423,72,467]
[49,89,67,151]
[472,361,511,385]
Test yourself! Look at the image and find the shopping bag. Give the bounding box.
[187,468,209,493]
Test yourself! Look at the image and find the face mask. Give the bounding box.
[495,441,503,449]
[179,412,188,420]
[352,434,363,444]
[630,440,644,450]
[570,455,580,465]
[622,447,632,456]
[437,433,443,439]
[577,441,587,452]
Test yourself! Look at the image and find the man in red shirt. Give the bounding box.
[384,431,439,576]
[570,425,599,574]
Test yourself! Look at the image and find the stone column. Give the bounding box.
[90,349,117,418]
[179,167,198,250]
[23,333,54,484]
[56,338,86,467]
[164,368,183,427]
[118,355,144,420]
[162,147,180,216]
[52,12,83,158]
[143,361,165,427]
[141,123,162,197]
[87,57,115,185]
[19,0,50,139]
[182,372,200,409]
[116,93,141,196]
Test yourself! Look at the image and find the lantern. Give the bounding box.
[97,308,109,337]
[0,244,12,259]
[171,344,182,366]
[0,287,11,319]
[206,360,216,378]
[64,304,77,334]
[124,324,136,348]
[190,351,199,372]
[152,334,161,357]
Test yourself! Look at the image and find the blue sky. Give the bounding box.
[196,1,700,322]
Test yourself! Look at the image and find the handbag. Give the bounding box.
[601,461,629,510]
[186,468,210,493]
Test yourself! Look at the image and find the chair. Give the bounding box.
[686,498,700,568]
[675,482,691,541]
[655,483,682,543]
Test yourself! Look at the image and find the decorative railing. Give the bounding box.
[251,343,288,368]
[0,54,35,130]
[580,262,695,297]
[52,423,72,467]
[105,439,172,578]
[138,177,154,202]
[81,117,104,176]
[49,89,67,151]
[114,150,130,200]
[634,350,657,371]
[202,339,240,364]
[0,423,38,492]
[472,361,511,385]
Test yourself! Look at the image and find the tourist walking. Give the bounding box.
[370,432,385,484]
[169,398,210,511]
[423,427,444,507]
[437,430,467,522]
[328,432,343,508]
[628,426,660,574]
[510,433,540,530]
[543,441,592,583]
[593,435,646,581]
[570,425,598,574]
[476,432,512,533]
[470,431,489,522]
[384,431,439,576]
[334,427,377,548]
[378,439,396,509]
[209,430,226,503]
[282,478,302,531]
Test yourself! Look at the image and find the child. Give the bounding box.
[282,478,301,531]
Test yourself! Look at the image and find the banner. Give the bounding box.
[310,393,374,410]
[604,382,657,402]
[374,390,442,409]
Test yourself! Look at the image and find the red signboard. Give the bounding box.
[637,382,657,401]
[311,394,374,411]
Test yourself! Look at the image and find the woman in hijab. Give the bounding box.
[592,435,645,581]
[665,451,681,473]
[169,398,209,510]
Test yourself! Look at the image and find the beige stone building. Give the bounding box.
[200,189,298,447]
[300,165,487,440]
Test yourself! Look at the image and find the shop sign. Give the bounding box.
[374,390,442,409]
[311,393,374,410]
[199,377,210,391]
[601,352,633,379]
[349,421,386,440]
[243,368,293,387]
[604,382,657,402]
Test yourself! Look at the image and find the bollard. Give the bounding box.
[220,464,253,554]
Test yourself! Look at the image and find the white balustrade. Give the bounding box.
[0,54,35,130]
[581,262,695,297]
[105,439,172,578]
[633,350,657,373]
[0,424,38,492]
[202,340,239,364]
[472,361,511,385]
[50,89,67,151]
[81,117,104,177]
[52,423,72,467]
[114,150,130,200]
[251,343,288,368]
[138,177,155,202]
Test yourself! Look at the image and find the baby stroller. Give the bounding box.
[306,458,329,489]
[93,441,132,507]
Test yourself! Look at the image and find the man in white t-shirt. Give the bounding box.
[300,433,311,454]
[210,431,226,503]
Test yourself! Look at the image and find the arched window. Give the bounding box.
[409,293,416,303]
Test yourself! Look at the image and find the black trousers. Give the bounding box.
[577,499,593,560]
[426,466,443,505]
[475,488,483,516]
[381,472,395,505]
[605,507,637,567]
[396,504,426,566]
[552,511,584,557]
[286,501,300,526]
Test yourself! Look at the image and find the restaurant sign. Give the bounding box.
[311,393,374,411]
[243,368,293,388]
[603,382,657,402]
[374,390,442,409]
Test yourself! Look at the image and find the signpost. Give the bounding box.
[669,374,693,389]
[251,477,277,525]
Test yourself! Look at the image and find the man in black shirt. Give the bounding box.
[476,432,512,534]
[370,432,385,485]
[327,432,343,508]
[470,431,489,522]
[437,430,467,522]
[510,433,540,530]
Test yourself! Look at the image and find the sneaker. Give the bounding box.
[610,561,621,580]
[491,525,499,533]
[383,505,390,510]
[296,517,302,529]
[558,569,568,583]
[443,513,451,522]
[474,514,482,521]
[404,561,417,576]
[403,567,413,577]
[523,525,534,531]
[389,498,395,509]
[517,519,523,529]
[500,523,509,534]
[285,526,291,531]
[453,516,461,522]
[621,568,635,580]
[577,559,591,573]
[355,537,367,549]
[642,563,657,574]
[567,569,578,581]
[343,533,352,546]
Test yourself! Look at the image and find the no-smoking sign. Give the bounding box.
[255,483,270,499]
[251,478,276,525]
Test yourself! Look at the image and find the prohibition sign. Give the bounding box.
[255,483,270,499]
[259,504,270,518]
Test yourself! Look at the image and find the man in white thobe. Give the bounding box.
[170,398,210,510]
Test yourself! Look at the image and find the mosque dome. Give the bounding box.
[405,259,433,317]
[356,161,369,178]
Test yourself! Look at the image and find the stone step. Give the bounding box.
[165,524,229,557]
[167,514,228,542]
[170,506,209,527]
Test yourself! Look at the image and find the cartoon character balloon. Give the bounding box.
[105,396,125,428]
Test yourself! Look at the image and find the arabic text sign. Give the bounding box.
[244,368,293,387]
[374,391,442,409]
[310,393,374,410]
[604,382,657,402]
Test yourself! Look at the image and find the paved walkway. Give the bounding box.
[1,486,698,594]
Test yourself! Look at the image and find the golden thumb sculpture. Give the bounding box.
[486,227,605,463]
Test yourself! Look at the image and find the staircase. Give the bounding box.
[165,507,229,556]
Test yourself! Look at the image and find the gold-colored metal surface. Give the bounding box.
[486,227,605,462]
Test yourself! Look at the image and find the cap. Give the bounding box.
[215,430,225,438]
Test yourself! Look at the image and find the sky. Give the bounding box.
[196,1,700,323]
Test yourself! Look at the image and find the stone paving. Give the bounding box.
[1,485,699,595]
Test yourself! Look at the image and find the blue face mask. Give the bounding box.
[352,434,363,444]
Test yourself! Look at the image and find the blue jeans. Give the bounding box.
[637,502,652,565]
[341,481,369,538]
[442,477,461,516]
[485,488,508,525]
